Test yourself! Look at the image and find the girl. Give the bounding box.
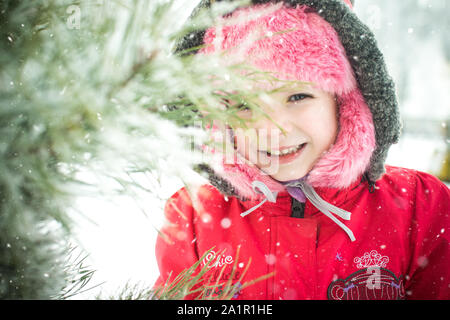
[154,0,450,300]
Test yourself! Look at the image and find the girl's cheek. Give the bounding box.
[234,133,251,159]
[234,129,261,159]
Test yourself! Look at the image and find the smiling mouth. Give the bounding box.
[263,143,307,156]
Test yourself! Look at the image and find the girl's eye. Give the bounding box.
[221,98,232,107]
[236,104,250,111]
[221,99,248,110]
[287,93,312,103]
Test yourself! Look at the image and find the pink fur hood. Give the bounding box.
[199,2,376,201]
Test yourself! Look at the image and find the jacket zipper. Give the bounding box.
[291,196,305,218]
[291,196,319,298]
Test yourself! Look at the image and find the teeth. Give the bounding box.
[268,144,304,156]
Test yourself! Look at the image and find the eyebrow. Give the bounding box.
[265,84,314,94]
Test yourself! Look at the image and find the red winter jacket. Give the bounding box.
[154,165,450,300]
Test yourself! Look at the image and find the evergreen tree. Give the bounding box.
[0,0,266,299]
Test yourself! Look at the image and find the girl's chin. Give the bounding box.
[243,151,311,180]
[258,163,309,182]
[270,171,308,182]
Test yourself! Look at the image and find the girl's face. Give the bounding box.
[232,84,339,182]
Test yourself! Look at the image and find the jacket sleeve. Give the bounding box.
[153,187,200,298]
[405,171,450,300]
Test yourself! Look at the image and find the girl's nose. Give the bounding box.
[254,106,294,137]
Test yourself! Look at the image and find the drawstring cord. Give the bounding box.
[240,180,356,242]
[292,180,355,242]
[240,181,278,217]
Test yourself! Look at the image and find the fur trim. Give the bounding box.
[179,0,400,200]
[202,87,376,198]
[307,89,376,188]
[197,3,375,197]
[201,4,357,95]
[212,151,287,201]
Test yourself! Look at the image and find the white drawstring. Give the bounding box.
[240,180,356,242]
[240,181,278,217]
[295,180,355,242]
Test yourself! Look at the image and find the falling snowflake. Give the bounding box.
[265,254,276,265]
[176,231,187,241]
[417,256,429,268]
[220,218,231,229]
[201,213,212,223]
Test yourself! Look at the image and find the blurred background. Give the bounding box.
[73,0,450,298]
[355,0,450,181]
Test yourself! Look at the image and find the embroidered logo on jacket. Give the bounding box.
[202,250,234,269]
[201,250,242,298]
[328,250,405,300]
[327,267,405,300]
[353,250,389,269]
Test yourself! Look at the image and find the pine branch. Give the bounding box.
[0,0,290,299]
[100,247,273,300]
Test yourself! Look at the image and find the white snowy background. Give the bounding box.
[71,0,450,299]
